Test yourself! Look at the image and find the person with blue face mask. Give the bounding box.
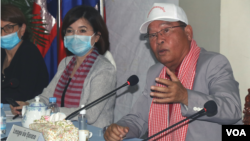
[1,4,49,104]
[11,5,117,129]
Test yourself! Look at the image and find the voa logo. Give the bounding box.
[226,129,246,136]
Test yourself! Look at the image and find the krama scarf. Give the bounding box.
[53,49,99,108]
[148,40,200,141]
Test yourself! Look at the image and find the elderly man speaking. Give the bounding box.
[104,3,242,141]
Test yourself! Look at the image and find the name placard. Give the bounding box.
[7,125,45,141]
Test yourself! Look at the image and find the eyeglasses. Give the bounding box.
[1,24,19,34]
[65,28,94,36]
[144,25,186,40]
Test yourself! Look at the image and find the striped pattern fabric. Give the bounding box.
[148,40,201,141]
[53,49,99,108]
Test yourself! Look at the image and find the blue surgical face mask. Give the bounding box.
[1,30,21,50]
[64,33,95,57]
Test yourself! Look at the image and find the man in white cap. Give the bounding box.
[104,3,242,141]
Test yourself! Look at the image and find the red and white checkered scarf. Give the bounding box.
[53,49,99,108]
[148,40,200,141]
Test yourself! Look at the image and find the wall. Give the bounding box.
[220,0,250,116]
[180,0,250,117]
[179,0,221,53]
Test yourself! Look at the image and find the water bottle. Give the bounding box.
[78,105,87,130]
[47,97,59,115]
[0,103,6,137]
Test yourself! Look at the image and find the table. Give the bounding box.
[1,104,141,141]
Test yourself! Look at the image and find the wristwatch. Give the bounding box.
[102,125,109,135]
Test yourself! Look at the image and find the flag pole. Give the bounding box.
[100,0,104,18]
[57,0,61,61]
[58,0,61,28]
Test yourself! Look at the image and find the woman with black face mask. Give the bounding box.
[1,4,49,104]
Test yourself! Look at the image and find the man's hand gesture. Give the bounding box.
[150,67,188,106]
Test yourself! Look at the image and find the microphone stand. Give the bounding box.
[65,83,128,120]
[143,109,206,141]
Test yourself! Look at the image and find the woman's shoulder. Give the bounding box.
[21,40,38,50]
[93,55,116,70]
[18,40,44,62]
[88,55,116,76]
[60,56,74,62]
[20,40,42,56]
[58,56,74,68]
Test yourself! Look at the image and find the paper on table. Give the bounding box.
[4,111,14,117]
[6,116,22,123]
[4,111,22,123]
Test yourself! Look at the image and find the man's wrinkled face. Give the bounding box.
[147,21,192,70]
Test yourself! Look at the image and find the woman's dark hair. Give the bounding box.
[1,4,29,40]
[62,5,109,55]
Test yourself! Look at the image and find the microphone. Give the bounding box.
[1,78,19,89]
[143,100,218,141]
[65,75,139,120]
[204,100,218,117]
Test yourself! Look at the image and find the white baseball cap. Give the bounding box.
[139,3,188,33]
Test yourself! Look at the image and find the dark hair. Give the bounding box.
[1,4,29,40]
[62,5,109,55]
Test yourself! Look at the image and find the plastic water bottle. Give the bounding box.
[47,97,59,115]
[0,103,6,137]
[78,105,87,130]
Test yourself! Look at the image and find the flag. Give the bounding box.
[32,0,59,82]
